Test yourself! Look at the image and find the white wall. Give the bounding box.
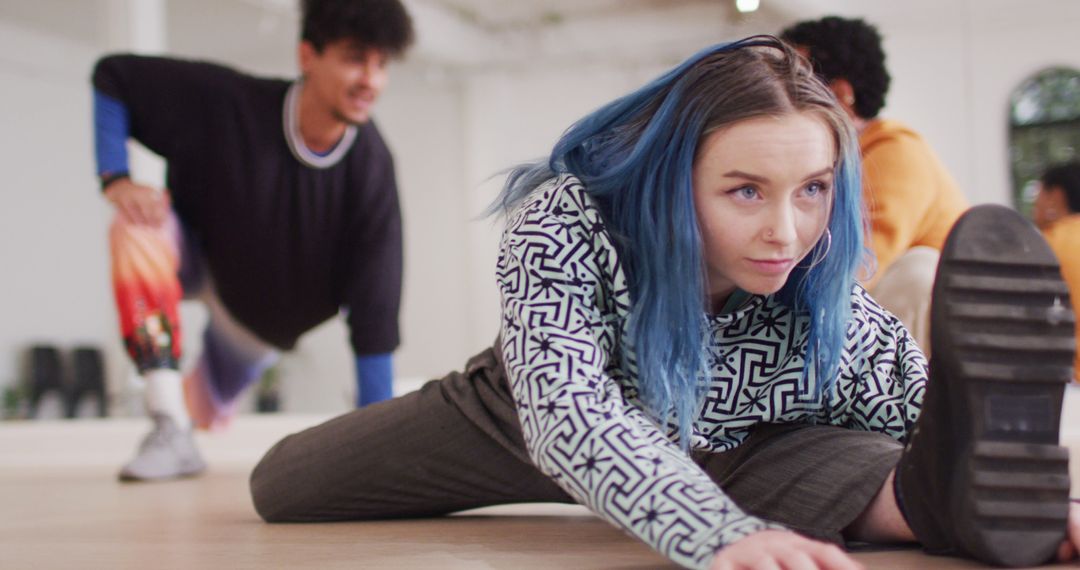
[2,0,1080,416]
[0,19,119,399]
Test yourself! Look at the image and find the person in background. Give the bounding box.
[1035,161,1080,380]
[91,0,413,481]
[781,16,968,352]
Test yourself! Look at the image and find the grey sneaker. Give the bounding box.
[118,414,207,482]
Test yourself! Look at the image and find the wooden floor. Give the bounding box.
[3,392,1080,569]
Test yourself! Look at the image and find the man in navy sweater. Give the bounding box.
[93,0,413,481]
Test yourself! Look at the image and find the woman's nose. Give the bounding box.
[764,204,797,244]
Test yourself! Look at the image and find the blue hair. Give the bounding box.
[492,36,864,447]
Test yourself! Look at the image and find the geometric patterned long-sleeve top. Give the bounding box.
[496,174,928,570]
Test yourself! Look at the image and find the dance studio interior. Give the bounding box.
[3,0,1080,568]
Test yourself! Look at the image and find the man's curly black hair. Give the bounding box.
[1041,161,1080,213]
[302,0,414,57]
[780,16,890,120]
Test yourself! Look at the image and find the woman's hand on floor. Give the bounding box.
[710,530,864,570]
[1054,501,1080,562]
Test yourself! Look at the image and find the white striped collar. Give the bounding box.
[282,80,357,169]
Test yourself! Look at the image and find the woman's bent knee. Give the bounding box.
[249,435,300,522]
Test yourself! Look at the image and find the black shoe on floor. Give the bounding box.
[26,345,65,419]
[66,346,108,418]
[895,204,1074,567]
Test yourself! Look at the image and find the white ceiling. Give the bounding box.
[417,0,973,33]
[5,0,1071,70]
[428,0,692,29]
[163,0,787,69]
[240,0,733,29]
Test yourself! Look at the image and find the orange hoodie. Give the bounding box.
[1044,214,1080,379]
[860,119,969,288]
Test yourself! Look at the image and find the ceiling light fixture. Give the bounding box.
[735,0,760,13]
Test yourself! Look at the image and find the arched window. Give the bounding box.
[1009,67,1080,216]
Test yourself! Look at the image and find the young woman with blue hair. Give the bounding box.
[249,36,1077,569]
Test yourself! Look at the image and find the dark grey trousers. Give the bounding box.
[250,346,902,544]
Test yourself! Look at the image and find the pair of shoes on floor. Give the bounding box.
[898,204,1075,567]
[118,413,207,482]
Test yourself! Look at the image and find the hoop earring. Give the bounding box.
[800,228,832,269]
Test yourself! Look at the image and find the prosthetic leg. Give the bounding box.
[111,213,205,481]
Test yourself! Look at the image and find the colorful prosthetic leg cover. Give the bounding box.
[111,212,279,429]
[110,214,183,372]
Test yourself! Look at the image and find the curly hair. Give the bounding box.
[1041,161,1080,213]
[301,0,414,57]
[780,16,890,120]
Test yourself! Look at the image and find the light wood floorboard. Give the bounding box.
[3,389,1080,569]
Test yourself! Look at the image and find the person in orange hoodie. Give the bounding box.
[1035,162,1080,380]
[782,17,968,352]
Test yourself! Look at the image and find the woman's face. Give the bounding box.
[692,112,835,311]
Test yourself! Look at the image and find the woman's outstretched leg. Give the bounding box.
[250,347,572,522]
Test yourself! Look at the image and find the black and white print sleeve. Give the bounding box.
[833,287,928,439]
[496,177,782,570]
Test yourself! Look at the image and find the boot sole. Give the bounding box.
[931,205,1074,567]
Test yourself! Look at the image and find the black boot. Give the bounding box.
[66,346,108,418]
[26,345,65,419]
[895,204,1074,567]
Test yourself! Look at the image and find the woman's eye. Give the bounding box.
[728,186,758,200]
[805,181,829,196]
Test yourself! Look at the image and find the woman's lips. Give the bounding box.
[747,258,795,275]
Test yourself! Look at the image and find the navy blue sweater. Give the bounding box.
[93,54,402,354]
